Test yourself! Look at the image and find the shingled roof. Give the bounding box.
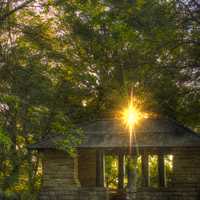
[29,118,200,149]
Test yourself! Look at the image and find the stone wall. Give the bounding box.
[78,149,97,187]
[79,187,109,200]
[39,149,109,200]
[131,188,200,200]
[173,147,200,188]
[39,149,80,200]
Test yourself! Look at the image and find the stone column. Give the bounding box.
[141,153,149,187]
[118,153,125,190]
[173,148,200,188]
[158,154,165,187]
[78,149,109,200]
[127,155,137,200]
[127,155,137,190]
[96,150,105,187]
[172,148,200,199]
[39,149,80,200]
[78,149,97,187]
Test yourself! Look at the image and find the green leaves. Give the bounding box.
[0,128,11,148]
[57,0,200,128]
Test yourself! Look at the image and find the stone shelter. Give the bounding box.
[29,117,200,200]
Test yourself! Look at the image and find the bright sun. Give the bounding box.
[122,102,141,130]
[119,96,145,154]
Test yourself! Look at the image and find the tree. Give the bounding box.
[0,0,35,22]
[55,0,200,127]
[0,1,84,198]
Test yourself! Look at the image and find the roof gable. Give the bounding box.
[29,118,200,149]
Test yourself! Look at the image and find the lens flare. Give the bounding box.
[119,97,143,156]
[122,102,141,131]
[118,94,150,190]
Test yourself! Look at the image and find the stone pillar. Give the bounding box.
[78,149,97,187]
[96,150,105,187]
[158,154,165,187]
[39,149,80,200]
[118,153,125,190]
[141,153,149,187]
[173,148,200,188]
[127,155,137,190]
[78,149,109,200]
[127,155,137,200]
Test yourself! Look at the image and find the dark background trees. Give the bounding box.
[0,0,199,199]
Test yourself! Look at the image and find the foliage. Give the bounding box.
[105,154,173,190]
[54,0,200,125]
[105,155,119,189]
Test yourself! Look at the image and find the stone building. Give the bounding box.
[29,117,200,200]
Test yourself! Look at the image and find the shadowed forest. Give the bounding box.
[0,0,200,199]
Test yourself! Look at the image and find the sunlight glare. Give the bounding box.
[122,102,141,131]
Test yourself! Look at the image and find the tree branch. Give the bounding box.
[177,0,200,25]
[0,0,35,22]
